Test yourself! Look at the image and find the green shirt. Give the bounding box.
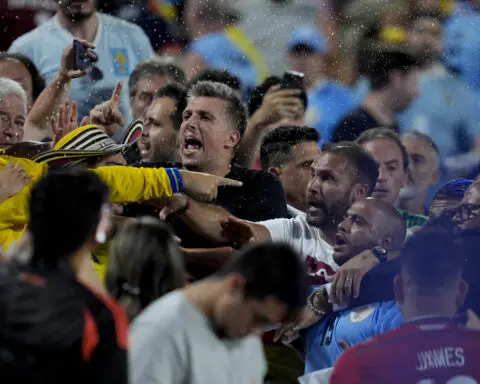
[398,209,429,229]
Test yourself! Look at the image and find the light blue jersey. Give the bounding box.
[305,300,402,373]
[9,13,154,128]
[189,32,259,95]
[305,80,358,144]
[398,71,480,160]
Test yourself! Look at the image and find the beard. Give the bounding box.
[306,198,350,230]
[58,1,94,22]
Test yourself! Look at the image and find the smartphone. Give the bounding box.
[281,70,305,90]
[73,39,96,71]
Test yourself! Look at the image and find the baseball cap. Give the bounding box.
[287,26,327,55]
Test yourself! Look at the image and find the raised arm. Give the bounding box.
[24,39,96,141]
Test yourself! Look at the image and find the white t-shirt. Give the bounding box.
[129,291,267,384]
[260,213,337,284]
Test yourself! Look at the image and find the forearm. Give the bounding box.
[24,74,70,141]
[235,119,266,169]
[179,200,232,244]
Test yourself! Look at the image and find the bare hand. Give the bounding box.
[251,86,304,127]
[220,216,256,248]
[89,81,125,136]
[467,309,480,330]
[159,194,188,220]
[59,39,96,80]
[274,307,322,345]
[51,101,89,144]
[330,250,379,306]
[0,163,32,201]
[179,170,242,202]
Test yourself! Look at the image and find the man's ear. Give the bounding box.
[224,273,246,295]
[268,167,281,177]
[379,235,393,251]
[225,130,241,149]
[353,183,369,201]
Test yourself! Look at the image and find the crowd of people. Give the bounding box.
[1,0,480,383]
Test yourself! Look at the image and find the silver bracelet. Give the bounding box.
[307,289,326,316]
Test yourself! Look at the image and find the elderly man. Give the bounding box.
[0,78,28,150]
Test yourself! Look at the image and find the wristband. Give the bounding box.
[307,289,327,316]
[166,168,184,193]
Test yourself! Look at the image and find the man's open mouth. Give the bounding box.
[184,137,203,151]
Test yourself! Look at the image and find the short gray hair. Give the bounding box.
[0,78,28,114]
[188,81,247,137]
[129,57,186,97]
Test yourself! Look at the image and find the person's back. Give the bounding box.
[331,228,480,383]
[0,262,127,384]
[330,317,480,383]
[130,289,266,384]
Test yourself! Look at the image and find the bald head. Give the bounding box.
[334,198,407,266]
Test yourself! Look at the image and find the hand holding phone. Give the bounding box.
[73,39,98,71]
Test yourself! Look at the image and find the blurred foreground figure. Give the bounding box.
[330,229,480,383]
[0,169,128,384]
[129,242,309,384]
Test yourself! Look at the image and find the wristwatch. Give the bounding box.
[371,245,388,263]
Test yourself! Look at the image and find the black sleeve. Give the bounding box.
[331,116,366,143]
[241,171,289,221]
[347,259,400,309]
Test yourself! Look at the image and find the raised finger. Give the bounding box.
[111,81,123,104]
[217,177,243,187]
[70,101,78,123]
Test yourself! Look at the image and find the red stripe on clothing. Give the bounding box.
[81,283,128,350]
[82,308,99,362]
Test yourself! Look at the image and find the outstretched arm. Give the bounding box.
[159,194,271,246]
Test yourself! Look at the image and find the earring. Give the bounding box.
[96,230,107,244]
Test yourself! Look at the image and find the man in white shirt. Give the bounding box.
[162,143,379,285]
[9,0,154,128]
[129,242,309,384]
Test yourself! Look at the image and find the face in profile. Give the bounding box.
[212,275,287,339]
[139,97,178,163]
[179,97,239,171]
[305,152,356,229]
[276,141,321,211]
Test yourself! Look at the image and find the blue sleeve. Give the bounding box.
[373,301,403,335]
[188,34,225,64]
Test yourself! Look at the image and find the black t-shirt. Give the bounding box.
[331,107,400,143]
[169,163,288,249]
[0,263,127,384]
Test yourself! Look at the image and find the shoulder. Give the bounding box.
[100,13,150,39]
[232,165,283,189]
[9,18,55,51]
[131,291,185,332]
[190,33,226,48]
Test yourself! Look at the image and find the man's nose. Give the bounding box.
[378,165,387,181]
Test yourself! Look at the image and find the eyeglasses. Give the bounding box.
[454,203,480,224]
